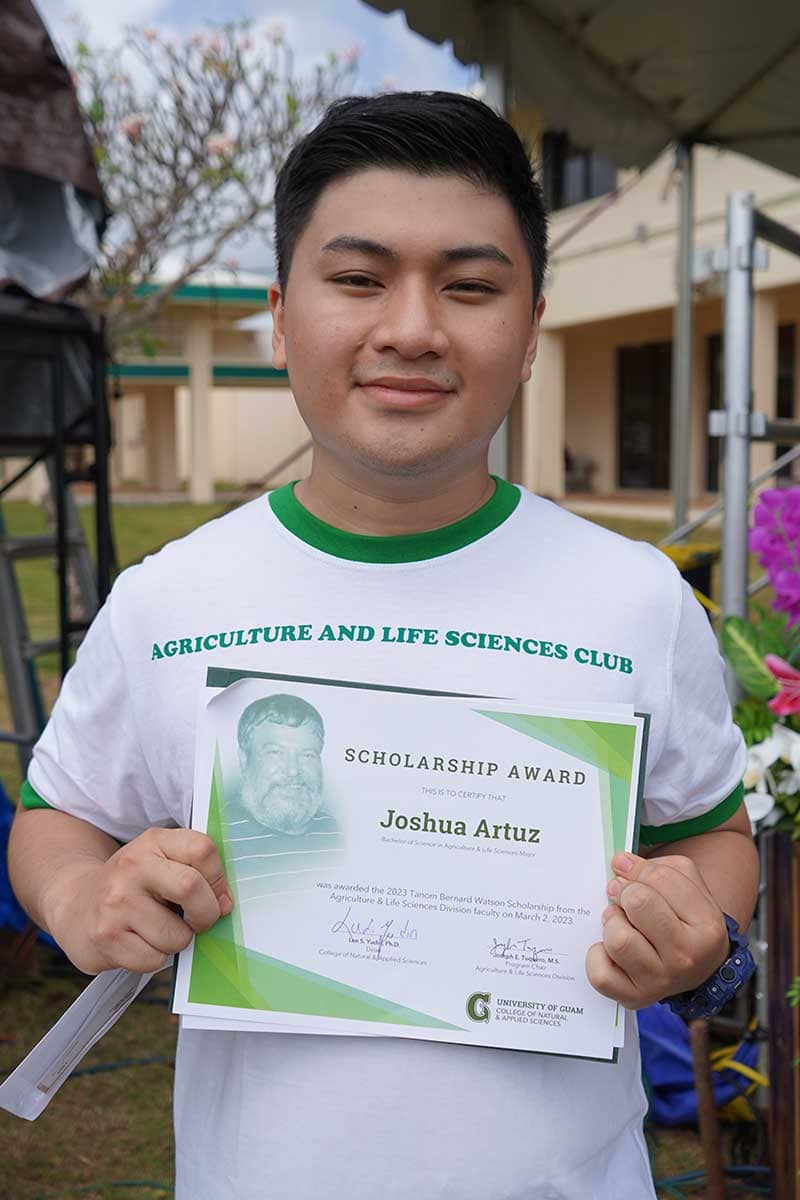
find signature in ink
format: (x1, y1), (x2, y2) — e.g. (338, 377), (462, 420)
(489, 937), (565, 964)
(331, 906), (419, 959)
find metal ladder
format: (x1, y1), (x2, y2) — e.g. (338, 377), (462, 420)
(0, 458), (101, 777)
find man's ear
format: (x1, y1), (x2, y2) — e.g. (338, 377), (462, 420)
(520, 295), (546, 384)
(269, 282), (287, 370)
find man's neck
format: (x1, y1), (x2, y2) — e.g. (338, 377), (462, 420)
(294, 456), (496, 537)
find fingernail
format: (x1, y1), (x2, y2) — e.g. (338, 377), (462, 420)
(601, 905), (616, 924)
(615, 853), (635, 873)
(219, 893), (233, 916)
(607, 878), (622, 898)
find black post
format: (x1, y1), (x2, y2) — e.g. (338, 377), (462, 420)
(50, 350), (69, 680)
(91, 319), (114, 602)
(765, 829), (799, 1198)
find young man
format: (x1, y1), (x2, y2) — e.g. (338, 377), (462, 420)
(10, 93), (758, 1199)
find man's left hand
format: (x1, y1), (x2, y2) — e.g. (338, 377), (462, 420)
(585, 852), (730, 1010)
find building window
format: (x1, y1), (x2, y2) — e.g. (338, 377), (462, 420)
(617, 341), (672, 490)
(541, 131), (617, 211)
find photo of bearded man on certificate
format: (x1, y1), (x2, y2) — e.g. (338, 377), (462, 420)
(222, 694), (345, 909)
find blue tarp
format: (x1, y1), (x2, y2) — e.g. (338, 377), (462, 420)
(0, 778), (55, 946)
(638, 1003), (760, 1126)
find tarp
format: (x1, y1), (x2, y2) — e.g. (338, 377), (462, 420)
(0, 0), (103, 197)
(0, 1), (107, 299)
(365, 1), (800, 177)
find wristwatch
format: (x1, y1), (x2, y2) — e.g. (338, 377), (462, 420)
(663, 914), (756, 1021)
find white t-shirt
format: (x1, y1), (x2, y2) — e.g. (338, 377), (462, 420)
(25, 480), (745, 1200)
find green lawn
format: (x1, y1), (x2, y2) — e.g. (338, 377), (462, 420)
(0, 498), (766, 1198)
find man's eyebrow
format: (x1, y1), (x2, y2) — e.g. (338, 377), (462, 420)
(320, 236), (397, 260)
(440, 244), (513, 267)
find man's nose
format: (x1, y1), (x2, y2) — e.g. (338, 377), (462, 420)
(284, 750), (304, 779)
(369, 279), (449, 359)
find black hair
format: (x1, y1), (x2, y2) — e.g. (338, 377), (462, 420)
(274, 91), (548, 304)
(238, 694), (324, 754)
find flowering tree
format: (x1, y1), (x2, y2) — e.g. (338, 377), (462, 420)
(69, 22), (358, 350)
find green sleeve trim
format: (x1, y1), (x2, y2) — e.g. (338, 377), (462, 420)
(640, 781), (744, 845)
(20, 780), (53, 811)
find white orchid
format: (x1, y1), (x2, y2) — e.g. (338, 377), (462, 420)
(742, 722), (800, 831)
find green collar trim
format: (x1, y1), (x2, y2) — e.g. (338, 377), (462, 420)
(268, 477), (520, 563)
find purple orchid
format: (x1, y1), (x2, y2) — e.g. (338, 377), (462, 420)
(750, 488), (800, 626)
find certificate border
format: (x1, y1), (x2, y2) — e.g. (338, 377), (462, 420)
(181, 666), (651, 1064)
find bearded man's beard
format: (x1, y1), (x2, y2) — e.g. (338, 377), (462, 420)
(240, 772), (323, 834)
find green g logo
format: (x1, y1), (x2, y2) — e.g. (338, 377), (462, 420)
(466, 991), (491, 1023)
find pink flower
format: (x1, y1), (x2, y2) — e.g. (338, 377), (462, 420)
(120, 112), (148, 142)
(765, 654), (800, 716)
(206, 133), (236, 158)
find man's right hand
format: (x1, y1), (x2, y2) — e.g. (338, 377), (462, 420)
(43, 827), (233, 975)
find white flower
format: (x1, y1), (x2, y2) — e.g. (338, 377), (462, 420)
(742, 732), (783, 790)
(780, 769), (800, 796)
(772, 722), (800, 770)
(744, 789), (776, 833)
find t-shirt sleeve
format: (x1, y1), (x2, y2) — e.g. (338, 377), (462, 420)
(23, 588), (175, 844)
(640, 575), (746, 845)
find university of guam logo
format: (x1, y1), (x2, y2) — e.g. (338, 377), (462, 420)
(466, 991), (491, 1023)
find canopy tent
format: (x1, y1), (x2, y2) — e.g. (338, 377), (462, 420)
(364, 0), (800, 528)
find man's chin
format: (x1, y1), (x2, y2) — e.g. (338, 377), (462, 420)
(344, 434), (475, 480)
(243, 790), (320, 834)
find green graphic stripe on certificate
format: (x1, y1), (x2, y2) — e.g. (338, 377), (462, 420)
(189, 928), (461, 1029)
(474, 712), (637, 858)
(206, 744), (248, 969)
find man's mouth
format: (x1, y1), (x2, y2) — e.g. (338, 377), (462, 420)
(358, 375), (455, 408)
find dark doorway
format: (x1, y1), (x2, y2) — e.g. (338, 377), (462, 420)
(776, 324), (797, 480)
(707, 333), (723, 493)
(617, 341), (672, 489)
(708, 325), (797, 489)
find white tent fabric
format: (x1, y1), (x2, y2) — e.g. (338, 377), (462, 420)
(365, 0), (800, 176)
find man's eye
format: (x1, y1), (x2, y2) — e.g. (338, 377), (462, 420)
(448, 281), (497, 295)
(334, 274), (381, 288)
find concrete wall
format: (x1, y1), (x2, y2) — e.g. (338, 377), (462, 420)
(546, 146), (800, 331)
(175, 386), (312, 488)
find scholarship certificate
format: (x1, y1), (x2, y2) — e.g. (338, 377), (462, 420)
(173, 670), (648, 1061)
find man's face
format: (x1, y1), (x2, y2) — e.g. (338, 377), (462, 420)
(240, 720), (324, 835)
(271, 168), (545, 480)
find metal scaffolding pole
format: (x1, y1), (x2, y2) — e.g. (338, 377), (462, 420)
(670, 141), (695, 536)
(721, 193), (755, 641)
